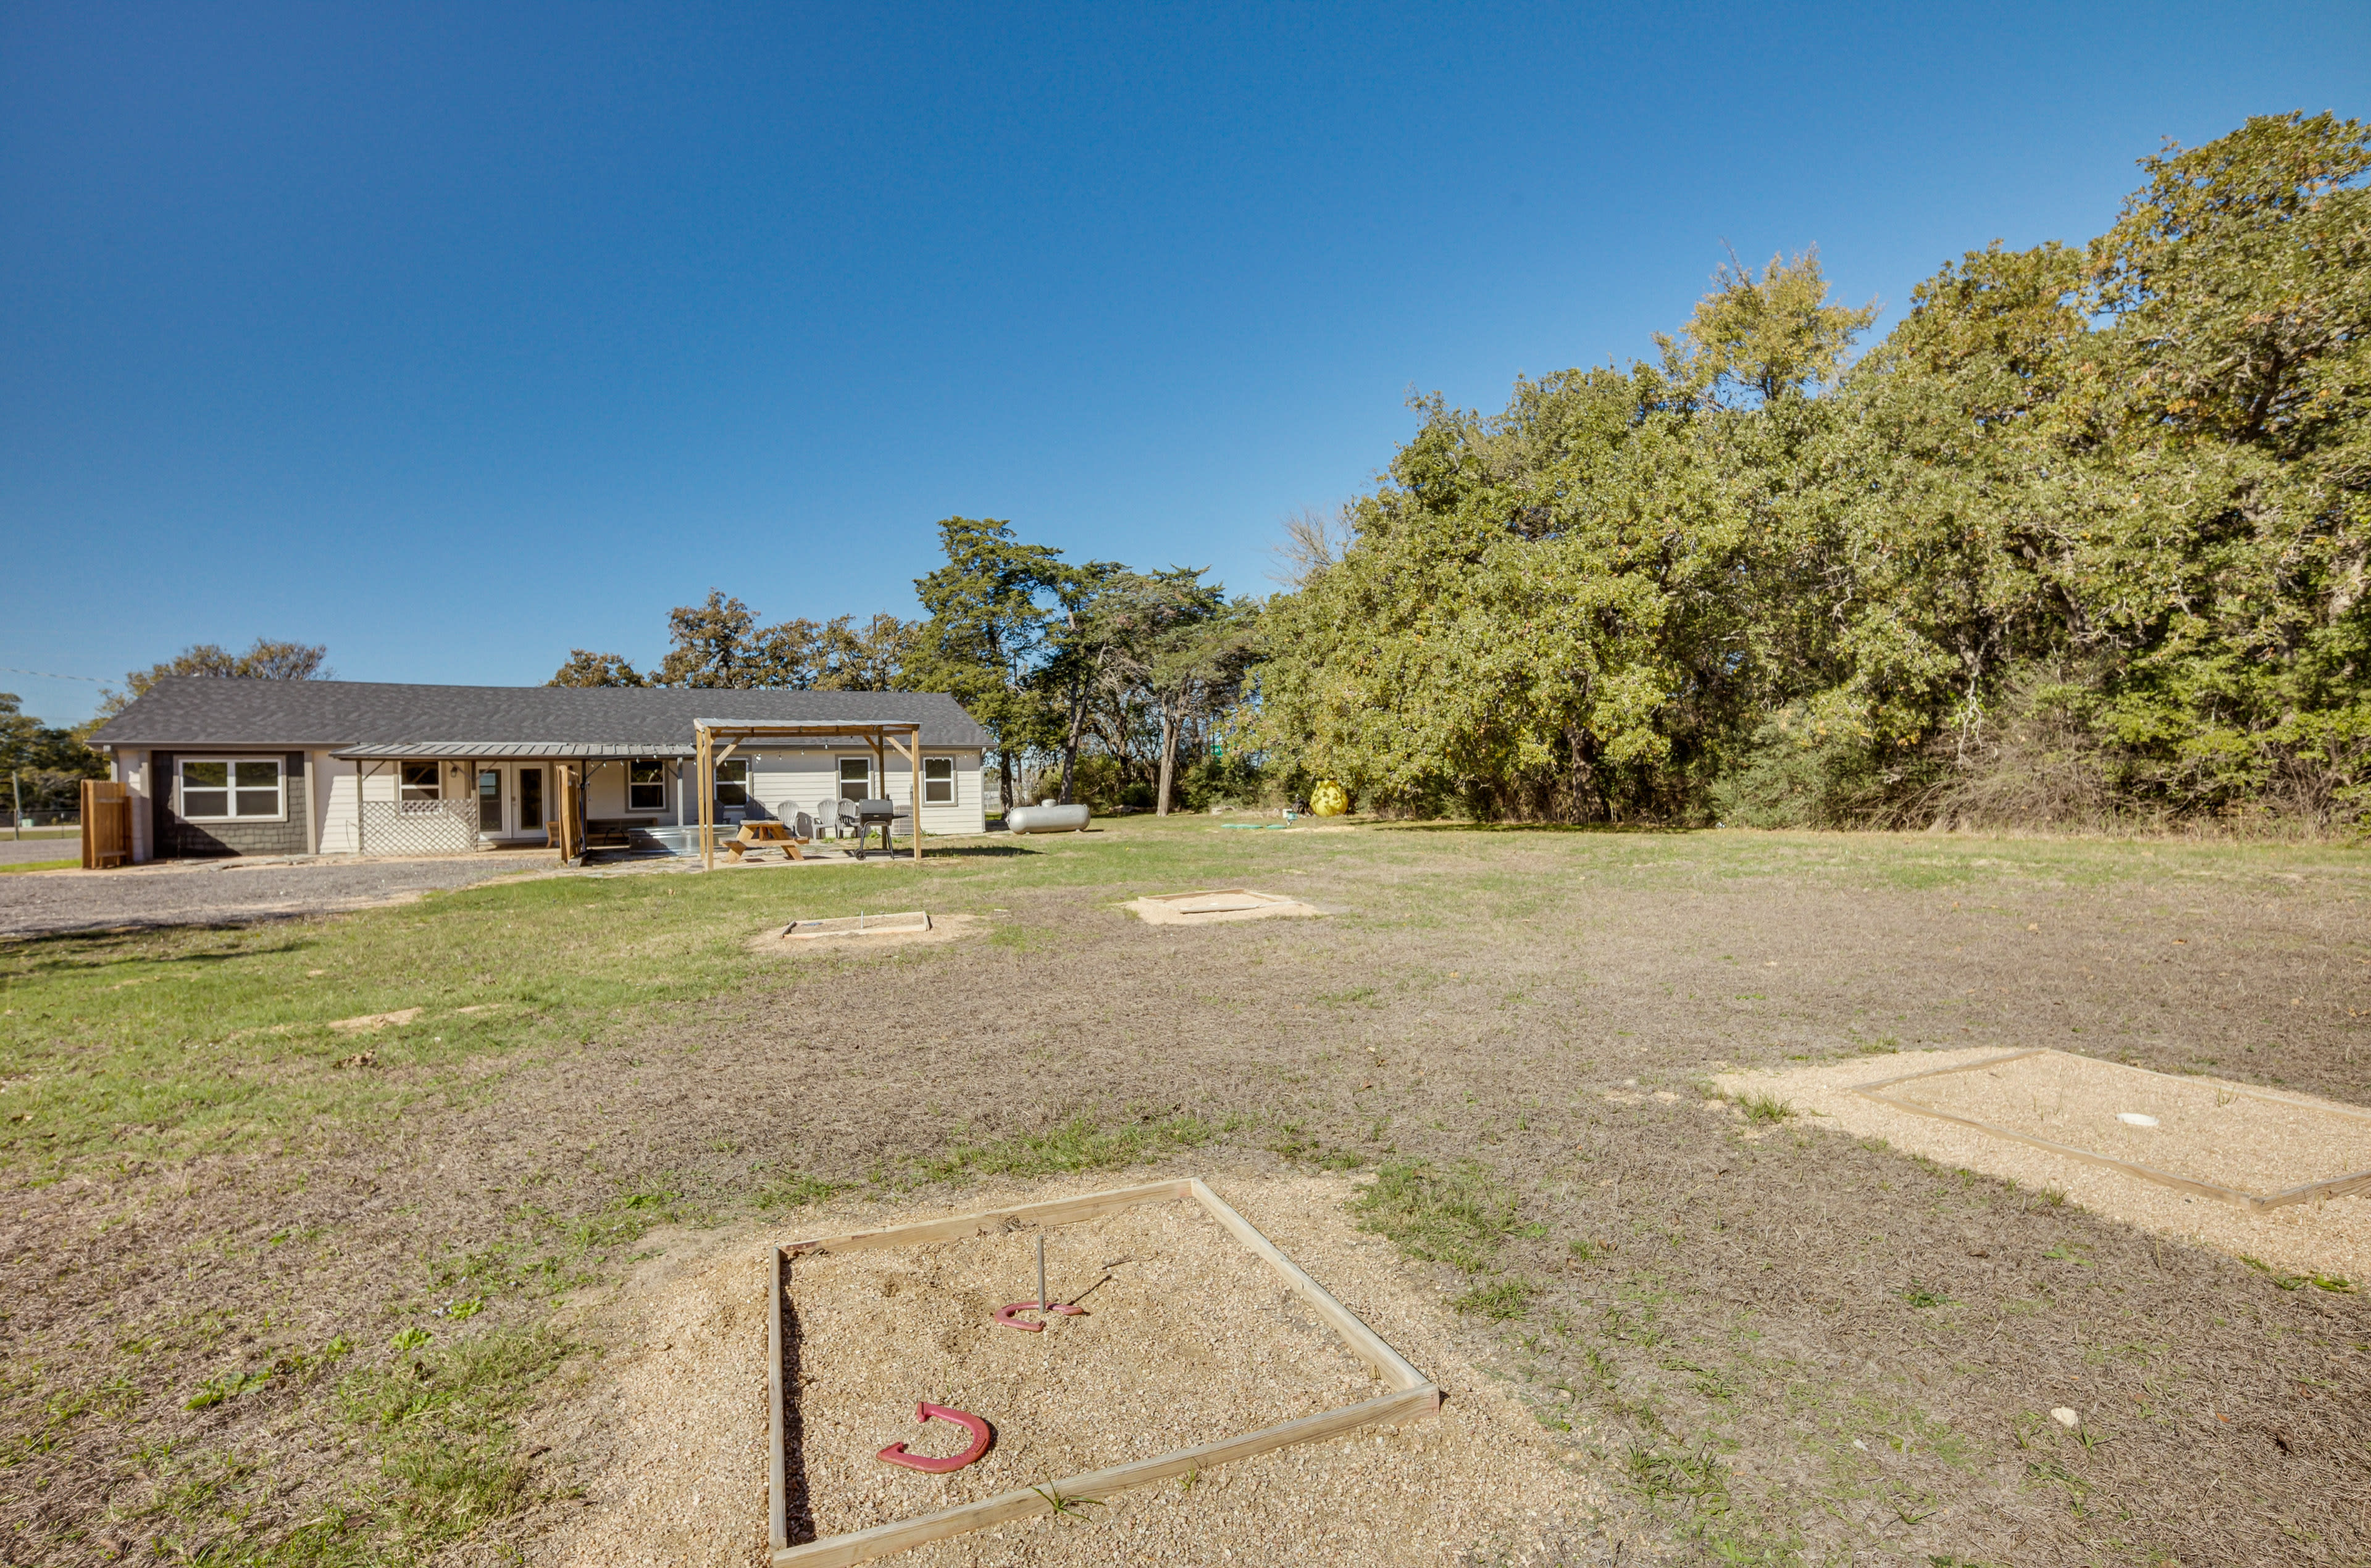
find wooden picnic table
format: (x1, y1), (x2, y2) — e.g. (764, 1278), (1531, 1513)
(727, 821), (806, 862)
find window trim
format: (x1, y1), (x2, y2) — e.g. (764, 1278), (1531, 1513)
(838, 756), (871, 801)
(922, 756), (955, 805)
(714, 757), (750, 809)
(627, 758), (667, 814)
(177, 756), (288, 824)
(399, 761), (443, 801)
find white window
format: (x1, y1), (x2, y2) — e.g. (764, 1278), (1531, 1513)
(399, 762), (441, 801)
(628, 759), (666, 812)
(838, 757), (871, 801)
(178, 757), (284, 822)
(923, 756), (955, 804)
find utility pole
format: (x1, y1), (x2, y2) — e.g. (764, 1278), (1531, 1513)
(10, 772), (19, 841)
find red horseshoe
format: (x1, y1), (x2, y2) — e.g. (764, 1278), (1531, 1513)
(876, 1401), (994, 1473)
(993, 1300), (1085, 1333)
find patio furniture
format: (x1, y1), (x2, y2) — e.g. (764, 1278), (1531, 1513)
(727, 820), (806, 862)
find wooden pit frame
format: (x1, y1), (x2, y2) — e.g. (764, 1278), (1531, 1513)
(767, 1178), (1441, 1567)
(1854, 1049), (2371, 1212)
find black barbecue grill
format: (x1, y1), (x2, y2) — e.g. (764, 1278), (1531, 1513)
(847, 797), (898, 858)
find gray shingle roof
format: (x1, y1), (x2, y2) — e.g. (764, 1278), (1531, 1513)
(87, 678), (993, 751)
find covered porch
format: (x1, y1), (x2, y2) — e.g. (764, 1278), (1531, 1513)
(330, 719), (936, 865)
(329, 742), (704, 858)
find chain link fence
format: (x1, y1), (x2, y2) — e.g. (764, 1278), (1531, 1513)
(2, 809), (78, 832)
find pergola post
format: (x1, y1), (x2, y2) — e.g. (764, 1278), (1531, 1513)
(698, 725), (714, 871)
(552, 761), (582, 862)
(887, 725), (921, 862)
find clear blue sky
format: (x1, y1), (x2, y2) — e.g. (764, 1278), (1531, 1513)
(4, 2), (2365, 724)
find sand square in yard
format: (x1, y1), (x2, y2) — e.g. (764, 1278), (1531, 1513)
(1867, 1049), (2371, 1204)
(531, 1173), (1614, 1568)
(1122, 889), (1323, 925)
(1713, 1048), (2371, 1284)
(783, 1195), (1389, 1543)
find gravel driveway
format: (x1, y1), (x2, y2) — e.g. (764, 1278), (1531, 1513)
(0, 854), (554, 937)
(0, 836), (82, 867)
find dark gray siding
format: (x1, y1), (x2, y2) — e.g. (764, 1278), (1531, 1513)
(153, 752), (308, 858)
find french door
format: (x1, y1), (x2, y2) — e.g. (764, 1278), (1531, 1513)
(472, 765), (550, 838)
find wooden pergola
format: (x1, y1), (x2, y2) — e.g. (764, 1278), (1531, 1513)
(694, 718), (926, 870)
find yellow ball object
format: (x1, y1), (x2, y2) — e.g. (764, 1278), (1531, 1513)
(1310, 780), (1350, 817)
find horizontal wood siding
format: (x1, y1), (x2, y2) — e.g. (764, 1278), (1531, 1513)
(741, 751), (984, 837)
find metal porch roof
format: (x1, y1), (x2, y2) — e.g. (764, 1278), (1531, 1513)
(330, 741), (699, 760)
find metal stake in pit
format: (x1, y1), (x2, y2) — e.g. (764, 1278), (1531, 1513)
(993, 1231), (1082, 1332)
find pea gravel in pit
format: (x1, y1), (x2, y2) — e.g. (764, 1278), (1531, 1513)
(528, 1172), (1620, 1568)
(746, 912), (977, 953)
(788, 1195), (1384, 1540)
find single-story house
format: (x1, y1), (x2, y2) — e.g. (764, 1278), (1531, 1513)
(85, 677), (993, 862)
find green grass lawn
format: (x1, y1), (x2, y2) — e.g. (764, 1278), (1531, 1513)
(2, 828), (1286, 1181)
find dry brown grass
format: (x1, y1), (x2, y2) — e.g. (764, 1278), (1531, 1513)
(2, 822), (2366, 1564)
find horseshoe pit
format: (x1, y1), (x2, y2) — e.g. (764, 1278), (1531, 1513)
(748, 912), (975, 954)
(767, 1180), (1437, 1565)
(1121, 889), (1324, 926)
(1855, 1048), (2371, 1211)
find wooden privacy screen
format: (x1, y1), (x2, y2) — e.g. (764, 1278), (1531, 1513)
(80, 779), (130, 869)
(551, 764), (584, 862)
(768, 1178), (1441, 1567)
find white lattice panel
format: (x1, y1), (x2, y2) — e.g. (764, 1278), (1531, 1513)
(358, 799), (477, 856)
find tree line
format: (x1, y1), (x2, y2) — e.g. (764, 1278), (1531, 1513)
(570, 113), (2366, 833)
(1248, 111), (2371, 832)
(550, 520), (1258, 814)
(4, 641), (333, 815)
